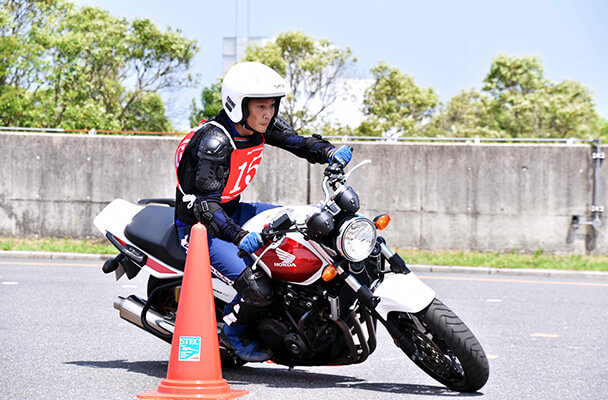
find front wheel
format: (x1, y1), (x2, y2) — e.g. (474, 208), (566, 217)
(388, 298), (489, 392)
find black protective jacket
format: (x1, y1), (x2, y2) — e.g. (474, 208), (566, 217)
(175, 110), (335, 245)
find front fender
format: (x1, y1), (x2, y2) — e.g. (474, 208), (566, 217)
(373, 273), (435, 319)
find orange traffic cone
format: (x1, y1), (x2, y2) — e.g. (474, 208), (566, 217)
(138, 223), (249, 400)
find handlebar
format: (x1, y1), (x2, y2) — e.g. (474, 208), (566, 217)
(238, 150), (371, 259)
(237, 213), (295, 258)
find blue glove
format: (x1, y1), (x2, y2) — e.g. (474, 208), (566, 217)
(330, 146), (352, 166)
(239, 232), (264, 253)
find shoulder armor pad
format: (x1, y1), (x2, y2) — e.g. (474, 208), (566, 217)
(200, 127), (233, 159)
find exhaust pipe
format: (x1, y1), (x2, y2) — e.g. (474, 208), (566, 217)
(113, 295), (232, 359)
(113, 295), (174, 337)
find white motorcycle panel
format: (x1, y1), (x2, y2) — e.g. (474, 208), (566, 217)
(94, 199), (183, 279)
(93, 199), (143, 236)
(212, 278), (237, 303)
(374, 273), (436, 319)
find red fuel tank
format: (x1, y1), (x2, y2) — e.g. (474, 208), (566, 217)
(256, 237), (323, 283)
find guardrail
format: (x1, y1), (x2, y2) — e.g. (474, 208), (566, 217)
(0, 126), (601, 144)
(324, 135), (599, 144)
(0, 126), (183, 136)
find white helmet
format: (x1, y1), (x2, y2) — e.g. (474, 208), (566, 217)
(221, 62), (288, 124)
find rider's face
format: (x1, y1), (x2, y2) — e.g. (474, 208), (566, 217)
(244, 98), (276, 134)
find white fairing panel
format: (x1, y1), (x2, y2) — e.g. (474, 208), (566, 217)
(94, 200), (238, 297)
(93, 199), (143, 236)
(374, 273), (436, 319)
(212, 278), (237, 303)
(94, 199), (184, 279)
(241, 205), (320, 232)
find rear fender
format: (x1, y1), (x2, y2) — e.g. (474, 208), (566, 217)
(95, 199), (237, 301)
(94, 199), (143, 237)
(373, 273), (435, 319)
(95, 199), (182, 279)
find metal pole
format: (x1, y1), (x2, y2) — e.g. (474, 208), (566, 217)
(591, 139), (603, 228)
(234, 0), (238, 62)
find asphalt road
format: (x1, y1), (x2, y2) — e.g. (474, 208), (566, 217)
(1, 257), (607, 400)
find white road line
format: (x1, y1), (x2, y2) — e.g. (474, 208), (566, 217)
(0, 261), (96, 267)
(530, 333), (560, 338)
(419, 275), (608, 288)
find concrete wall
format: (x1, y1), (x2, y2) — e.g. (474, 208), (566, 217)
(0, 132), (604, 254)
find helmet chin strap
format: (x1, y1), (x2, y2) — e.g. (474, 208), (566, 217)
(241, 121), (255, 133)
(241, 118), (275, 135)
(239, 121), (261, 135)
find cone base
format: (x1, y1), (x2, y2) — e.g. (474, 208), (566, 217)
(137, 378), (249, 400)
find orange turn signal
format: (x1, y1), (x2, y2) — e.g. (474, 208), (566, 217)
(374, 214), (391, 230)
(322, 264), (338, 282)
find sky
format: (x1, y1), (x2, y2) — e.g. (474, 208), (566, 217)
(74, 0), (608, 130)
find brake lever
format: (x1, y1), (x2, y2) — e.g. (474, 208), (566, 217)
(237, 232), (288, 259)
(344, 159), (371, 180)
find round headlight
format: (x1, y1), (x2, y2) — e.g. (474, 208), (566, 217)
(336, 217), (377, 262)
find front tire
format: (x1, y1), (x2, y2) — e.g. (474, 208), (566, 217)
(388, 298), (489, 392)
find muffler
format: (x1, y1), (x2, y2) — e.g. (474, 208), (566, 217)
(113, 295), (174, 338)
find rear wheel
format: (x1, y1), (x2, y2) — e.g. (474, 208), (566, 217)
(388, 298), (489, 392)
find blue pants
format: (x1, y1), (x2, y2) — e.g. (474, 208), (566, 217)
(176, 202), (278, 285)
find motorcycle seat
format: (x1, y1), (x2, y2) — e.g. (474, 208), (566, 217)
(124, 205), (186, 270)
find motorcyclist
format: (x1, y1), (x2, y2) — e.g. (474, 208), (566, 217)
(174, 61), (352, 361)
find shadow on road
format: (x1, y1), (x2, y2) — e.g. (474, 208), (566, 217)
(66, 359), (168, 379)
(66, 360), (483, 397)
(225, 366), (483, 397)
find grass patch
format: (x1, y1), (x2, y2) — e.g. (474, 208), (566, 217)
(397, 249), (608, 272)
(0, 236), (116, 254)
(1, 236), (607, 272)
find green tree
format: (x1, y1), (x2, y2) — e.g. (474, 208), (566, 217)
(599, 117), (608, 140)
(121, 17), (197, 127)
(358, 62), (438, 137)
(0, 0), (197, 131)
(428, 53), (603, 139)
(482, 54), (548, 137)
(0, 0), (66, 126)
(242, 31), (356, 133)
(543, 79), (599, 137)
(481, 53), (600, 138)
(428, 89), (500, 137)
(189, 81), (222, 127)
(120, 92), (172, 132)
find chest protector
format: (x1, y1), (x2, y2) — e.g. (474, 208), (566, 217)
(175, 121), (265, 206)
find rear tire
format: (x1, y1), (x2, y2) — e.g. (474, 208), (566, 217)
(388, 298), (489, 392)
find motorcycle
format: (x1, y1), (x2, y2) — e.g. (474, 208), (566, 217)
(94, 157), (489, 392)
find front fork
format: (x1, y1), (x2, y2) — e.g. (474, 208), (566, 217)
(336, 244), (416, 351)
(378, 238), (410, 274)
